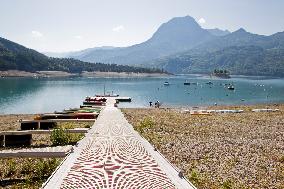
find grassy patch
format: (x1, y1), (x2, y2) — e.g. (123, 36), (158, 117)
(50, 128), (84, 146)
(0, 158), (62, 188)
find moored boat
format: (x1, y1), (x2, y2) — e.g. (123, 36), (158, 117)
(164, 81), (170, 86)
(83, 101), (106, 106)
(85, 96), (107, 102)
(95, 94), (119, 97)
(228, 85), (235, 90)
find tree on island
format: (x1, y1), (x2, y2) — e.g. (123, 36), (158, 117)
(212, 69), (230, 78)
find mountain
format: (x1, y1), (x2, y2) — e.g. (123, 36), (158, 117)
(68, 16), (216, 65)
(44, 46), (116, 58)
(206, 28), (230, 36)
(0, 37), (164, 74)
(153, 29), (284, 76)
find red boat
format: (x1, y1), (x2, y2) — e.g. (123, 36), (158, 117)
(85, 96), (107, 102)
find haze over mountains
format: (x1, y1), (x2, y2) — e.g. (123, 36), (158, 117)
(44, 15), (284, 76)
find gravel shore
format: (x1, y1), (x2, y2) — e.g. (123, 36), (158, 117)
(122, 104), (284, 189)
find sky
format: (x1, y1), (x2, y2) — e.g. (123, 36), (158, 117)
(0, 0), (283, 52)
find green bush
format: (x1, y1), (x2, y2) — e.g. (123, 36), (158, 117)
(222, 179), (233, 189)
(50, 128), (70, 146)
(137, 117), (154, 134)
(189, 169), (200, 185)
(34, 159), (60, 180)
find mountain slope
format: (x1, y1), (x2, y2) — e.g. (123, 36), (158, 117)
(154, 29), (284, 76)
(206, 28), (230, 36)
(69, 16), (216, 65)
(0, 37), (164, 74)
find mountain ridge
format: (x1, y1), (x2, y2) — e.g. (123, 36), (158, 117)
(37, 15), (284, 77)
(64, 16), (216, 65)
(152, 28), (284, 76)
(206, 28), (231, 36)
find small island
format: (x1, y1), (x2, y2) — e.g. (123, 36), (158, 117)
(211, 69), (231, 78)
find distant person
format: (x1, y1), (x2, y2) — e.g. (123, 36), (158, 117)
(149, 101), (152, 107)
(156, 101), (160, 108)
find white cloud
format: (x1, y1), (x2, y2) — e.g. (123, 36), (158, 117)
(74, 35), (83, 39)
(31, 30), (43, 38)
(112, 25), (125, 32)
(198, 18), (206, 25)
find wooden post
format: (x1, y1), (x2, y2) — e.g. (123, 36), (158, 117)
(3, 135), (5, 147)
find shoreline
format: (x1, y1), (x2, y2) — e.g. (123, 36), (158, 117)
(120, 102), (282, 110)
(0, 70), (170, 78)
(1, 103), (282, 116)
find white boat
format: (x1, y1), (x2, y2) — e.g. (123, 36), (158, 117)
(164, 81), (170, 86)
(228, 85), (235, 90)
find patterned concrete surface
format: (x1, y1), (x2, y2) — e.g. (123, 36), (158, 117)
(43, 99), (195, 189)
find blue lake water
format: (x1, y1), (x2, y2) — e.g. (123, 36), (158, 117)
(0, 75), (284, 114)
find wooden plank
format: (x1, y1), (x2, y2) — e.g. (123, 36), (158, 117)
(0, 128), (89, 136)
(115, 97), (132, 102)
(0, 146), (73, 158)
(19, 119), (96, 123)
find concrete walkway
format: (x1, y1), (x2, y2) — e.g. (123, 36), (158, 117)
(43, 99), (195, 189)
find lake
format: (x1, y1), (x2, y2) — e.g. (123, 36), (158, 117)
(0, 75), (284, 114)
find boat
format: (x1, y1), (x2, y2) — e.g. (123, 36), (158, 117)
(228, 86), (235, 90)
(85, 97), (107, 102)
(252, 108), (279, 112)
(206, 81), (213, 85)
(54, 108), (101, 114)
(95, 84), (119, 97)
(164, 81), (170, 86)
(36, 112), (99, 120)
(95, 94), (119, 97)
(184, 81), (197, 85)
(80, 105), (103, 108)
(83, 101), (106, 106)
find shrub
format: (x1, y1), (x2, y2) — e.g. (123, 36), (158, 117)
(222, 179), (233, 189)
(50, 128), (70, 146)
(189, 169), (200, 185)
(137, 117), (154, 134)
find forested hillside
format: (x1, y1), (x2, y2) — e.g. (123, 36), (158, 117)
(154, 29), (284, 76)
(0, 37), (164, 74)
